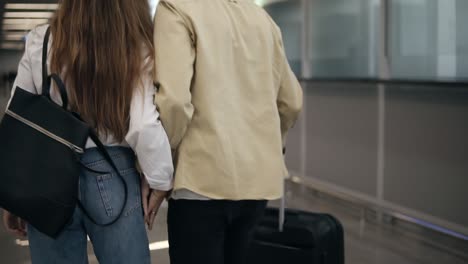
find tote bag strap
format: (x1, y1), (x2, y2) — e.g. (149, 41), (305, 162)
(41, 27), (68, 109)
(45, 74), (68, 109)
(78, 130), (129, 227)
(41, 27), (50, 94)
(70, 110), (130, 227)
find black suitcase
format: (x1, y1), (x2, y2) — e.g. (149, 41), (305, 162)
(247, 207), (345, 264)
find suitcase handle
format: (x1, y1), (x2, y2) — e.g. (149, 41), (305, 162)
(279, 182), (285, 232)
(278, 149), (288, 232)
(277, 181), (310, 231)
(278, 189), (305, 232)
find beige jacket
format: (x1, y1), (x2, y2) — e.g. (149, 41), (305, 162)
(154, 0), (303, 200)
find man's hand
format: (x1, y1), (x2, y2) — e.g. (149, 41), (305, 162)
(146, 190), (168, 230)
(2, 210), (27, 238)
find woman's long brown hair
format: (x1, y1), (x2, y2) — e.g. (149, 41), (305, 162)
(50, 0), (154, 142)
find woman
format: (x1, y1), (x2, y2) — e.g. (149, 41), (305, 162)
(2, 0), (173, 263)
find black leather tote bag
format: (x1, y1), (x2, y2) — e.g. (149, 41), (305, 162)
(0, 27), (127, 238)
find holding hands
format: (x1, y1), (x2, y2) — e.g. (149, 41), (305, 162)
(140, 174), (170, 230)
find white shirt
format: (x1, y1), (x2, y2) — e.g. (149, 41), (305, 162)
(8, 25), (174, 191)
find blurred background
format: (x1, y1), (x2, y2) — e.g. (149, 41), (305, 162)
(0, 0), (467, 263)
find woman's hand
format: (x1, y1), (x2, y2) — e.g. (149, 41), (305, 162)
(2, 210), (27, 238)
(140, 173), (170, 230)
(146, 190), (169, 230)
(141, 173), (151, 219)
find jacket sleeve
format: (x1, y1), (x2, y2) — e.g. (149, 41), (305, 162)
(275, 27), (303, 146)
(153, 1), (196, 151)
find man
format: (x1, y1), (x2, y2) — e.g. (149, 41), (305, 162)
(153, 0), (303, 263)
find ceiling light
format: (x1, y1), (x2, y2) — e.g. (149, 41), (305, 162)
(3, 18), (49, 25)
(5, 3), (59, 10)
(3, 12), (54, 18)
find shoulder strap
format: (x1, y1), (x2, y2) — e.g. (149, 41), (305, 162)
(47, 74), (69, 110)
(41, 27), (68, 109)
(42, 27), (51, 93)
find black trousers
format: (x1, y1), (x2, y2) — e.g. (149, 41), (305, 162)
(167, 199), (268, 264)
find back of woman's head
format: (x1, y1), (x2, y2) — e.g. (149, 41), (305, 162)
(50, 0), (154, 142)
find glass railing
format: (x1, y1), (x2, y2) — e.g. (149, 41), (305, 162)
(286, 78), (468, 240)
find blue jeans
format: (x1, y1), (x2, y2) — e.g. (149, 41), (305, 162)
(27, 147), (151, 264)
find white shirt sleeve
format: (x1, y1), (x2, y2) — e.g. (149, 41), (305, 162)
(7, 31), (37, 109)
(125, 72), (174, 191)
